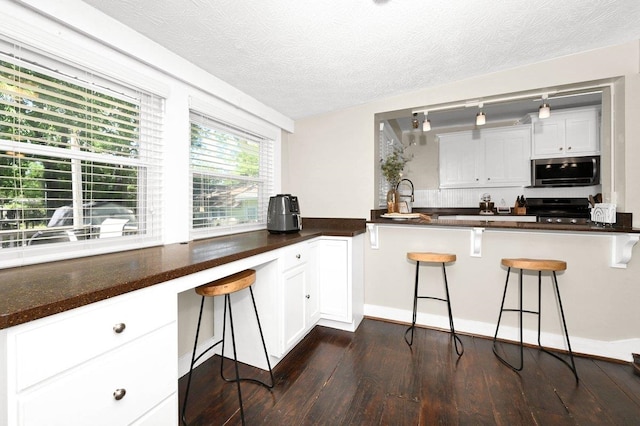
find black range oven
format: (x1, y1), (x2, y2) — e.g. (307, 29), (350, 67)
(526, 197), (591, 225)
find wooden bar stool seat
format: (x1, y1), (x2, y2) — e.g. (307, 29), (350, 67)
(493, 257), (578, 382)
(501, 258), (566, 271)
(195, 269), (256, 296)
(181, 269), (274, 425)
(405, 251), (463, 356)
(408, 252), (457, 264)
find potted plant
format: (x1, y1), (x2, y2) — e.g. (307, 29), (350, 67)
(380, 148), (410, 213)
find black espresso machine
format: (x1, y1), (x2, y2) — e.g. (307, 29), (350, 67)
(267, 194), (302, 233)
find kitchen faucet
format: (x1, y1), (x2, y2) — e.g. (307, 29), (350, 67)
(396, 179), (414, 202)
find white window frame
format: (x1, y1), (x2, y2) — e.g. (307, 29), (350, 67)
(0, 38), (164, 268)
(188, 105), (277, 239)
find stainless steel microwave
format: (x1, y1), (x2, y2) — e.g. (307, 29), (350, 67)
(531, 156), (600, 187)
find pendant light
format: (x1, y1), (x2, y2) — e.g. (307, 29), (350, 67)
(539, 94), (551, 119)
(411, 113), (419, 129)
(476, 103), (486, 126)
(422, 112), (431, 132)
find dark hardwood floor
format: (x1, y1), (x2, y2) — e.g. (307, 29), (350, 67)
(178, 319), (640, 425)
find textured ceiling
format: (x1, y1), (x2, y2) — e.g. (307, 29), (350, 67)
(80, 0), (640, 120)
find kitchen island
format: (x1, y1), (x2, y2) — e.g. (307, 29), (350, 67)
(363, 209), (640, 365)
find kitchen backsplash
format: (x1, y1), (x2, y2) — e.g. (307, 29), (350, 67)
(412, 186), (602, 209)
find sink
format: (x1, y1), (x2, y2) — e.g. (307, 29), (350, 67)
(437, 215), (537, 222)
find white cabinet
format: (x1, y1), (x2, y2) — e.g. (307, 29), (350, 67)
(438, 132), (484, 188)
(1, 285), (177, 426)
(439, 125), (531, 188)
(278, 241), (319, 355)
(317, 235), (364, 332)
(530, 106), (600, 158)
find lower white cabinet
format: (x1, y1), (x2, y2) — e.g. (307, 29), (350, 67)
(0, 234), (364, 426)
(278, 241), (320, 355)
(317, 235), (364, 332)
(273, 236), (364, 357)
(1, 285), (177, 426)
(18, 324), (176, 426)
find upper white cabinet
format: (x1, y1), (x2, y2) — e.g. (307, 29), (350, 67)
(439, 125), (531, 188)
(529, 106), (600, 159)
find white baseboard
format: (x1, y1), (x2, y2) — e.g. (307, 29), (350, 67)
(364, 303), (638, 362)
(178, 335), (220, 378)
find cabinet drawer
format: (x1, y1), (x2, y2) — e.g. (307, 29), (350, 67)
(131, 393), (177, 426)
(18, 322), (177, 426)
(15, 287), (176, 391)
(280, 243), (309, 271)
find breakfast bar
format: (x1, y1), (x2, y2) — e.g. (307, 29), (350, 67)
(367, 208), (640, 267)
(363, 209), (640, 366)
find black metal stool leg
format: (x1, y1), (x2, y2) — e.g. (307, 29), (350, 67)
(404, 261), (420, 346)
(441, 262), (464, 356)
(225, 294), (246, 425)
(181, 296), (206, 425)
(538, 271), (580, 383)
(493, 267), (525, 371)
(248, 286), (275, 387)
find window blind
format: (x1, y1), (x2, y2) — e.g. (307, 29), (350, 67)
(189, 111), (274, 237)
(0, 41), (163, 264)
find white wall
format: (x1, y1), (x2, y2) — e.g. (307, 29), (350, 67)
(287, 41), (640, 223)
(3, 1), (290, 361)
(287, 41), (640, 361)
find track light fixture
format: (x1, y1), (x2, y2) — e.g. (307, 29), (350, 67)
(539, 94), (551, 118)
(411, 113), (419, 129)
(422, 112), (431, 132)
(476, 103), (486, 126)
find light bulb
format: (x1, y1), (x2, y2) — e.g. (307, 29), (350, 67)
(539, 103), (551, 119)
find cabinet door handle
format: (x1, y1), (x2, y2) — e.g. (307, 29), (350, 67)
(113, 388), (126, 401)
(567, 146), (572, 150)
(113, 323), (126, 334)
(296, 254), (301, 259)
(559, 147), (563, 151)
(305, 294), (310, 299)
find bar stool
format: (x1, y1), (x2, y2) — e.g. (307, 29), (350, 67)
(492, 258), (578, 382)
(181, 269), (274, 425)
(405, 252), (464, 356)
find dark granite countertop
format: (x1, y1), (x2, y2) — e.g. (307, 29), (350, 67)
(0, 218), (365, 330)
(368, 209), (639, 234)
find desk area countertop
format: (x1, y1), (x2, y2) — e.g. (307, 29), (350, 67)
(0, 218), (365, 330)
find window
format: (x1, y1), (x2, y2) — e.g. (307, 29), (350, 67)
(0, 42), (163, 263)
(189, 111), (274, 237)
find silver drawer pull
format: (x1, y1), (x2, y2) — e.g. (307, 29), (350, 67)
(113, 323), (126, 334)
(113, 388), (126, 401)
